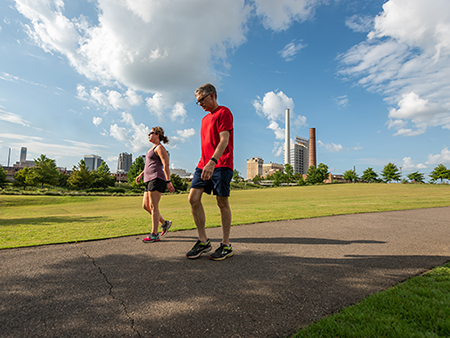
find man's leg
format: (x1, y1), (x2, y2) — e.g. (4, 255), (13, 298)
(216, 195), (231, 246)
(188, 188), (208, 242)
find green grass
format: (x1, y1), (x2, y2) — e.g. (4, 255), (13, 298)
(1, 183), (450, 249)
(293, 262), (450, 337)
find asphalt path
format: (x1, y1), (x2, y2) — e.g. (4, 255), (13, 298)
(1, 207), (450, 337)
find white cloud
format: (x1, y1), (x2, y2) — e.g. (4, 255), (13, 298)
(402, 157), (427, 171)
(345, 15), (374, 33)
(109, 124), (129, 142)
(0, 109), (31, 126)
(339, 0), (450, 136)
(254, 90), (294, 122)
(92, 117), (102, 127)
(318, 140), (343, 152)
(334, 95), (349, 109)
(425, 147), (450, 165)
(279, 39), (307, 61)
(253, 0), (319, 32)
(177, 128), (196, 139)
(170, 102), (187, 123)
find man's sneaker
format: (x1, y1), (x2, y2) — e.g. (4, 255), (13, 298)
(210, 243), (233, 261)
(142, 233), (160, 243)
(161, 220), (172, 237)
(186, 239), (212, 259)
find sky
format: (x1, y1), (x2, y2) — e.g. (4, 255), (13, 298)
(1, 0), (450, 181)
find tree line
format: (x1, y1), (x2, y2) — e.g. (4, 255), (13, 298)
(342, 163), (450, 183)
(0, 154), (115, 189)
(2, 155), (450, 190)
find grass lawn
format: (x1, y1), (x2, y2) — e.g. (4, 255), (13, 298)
(1, 183), (450, 249)
(293, 262), (450, 337)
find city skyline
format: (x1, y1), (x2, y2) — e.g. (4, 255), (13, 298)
(1, 0), (450, 180)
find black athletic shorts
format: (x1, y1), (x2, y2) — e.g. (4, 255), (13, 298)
(144, 178), (167, 193)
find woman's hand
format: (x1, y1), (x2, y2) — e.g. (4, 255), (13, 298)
(167, 182), (175, 193)
(135, 173), (143, 185)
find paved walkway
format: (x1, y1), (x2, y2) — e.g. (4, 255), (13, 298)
(1, 207), (450, 337)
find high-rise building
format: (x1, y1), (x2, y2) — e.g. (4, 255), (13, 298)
(290, 136), (309, 175)
(20, 147), (27, 164)
(117, 152), (132, 173)
(84, 155), (103, 171)
(246, 157), (264, 180)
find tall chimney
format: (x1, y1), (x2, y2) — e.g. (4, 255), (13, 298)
(284, 109), (290, 165)
(309, 128), (316, 168)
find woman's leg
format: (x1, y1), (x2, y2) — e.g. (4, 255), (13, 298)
(143, 191), (165, 224)
(149, 190), (162, 234)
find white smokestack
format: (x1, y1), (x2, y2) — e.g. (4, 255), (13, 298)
(284, 109), (290, 165)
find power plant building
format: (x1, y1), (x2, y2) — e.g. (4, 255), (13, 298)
(246, 157), (264, 180)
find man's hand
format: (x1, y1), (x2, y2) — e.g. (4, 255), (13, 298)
(201, 160), (215, 180)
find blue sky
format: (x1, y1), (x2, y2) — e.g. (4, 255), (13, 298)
(1, 0), (450, 181)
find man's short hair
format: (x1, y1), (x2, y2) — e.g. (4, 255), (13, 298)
(195, 83), (217, 100)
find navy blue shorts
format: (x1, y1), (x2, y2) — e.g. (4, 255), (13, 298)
(144, 178), (167, 193)
(190, 167), (233, 197)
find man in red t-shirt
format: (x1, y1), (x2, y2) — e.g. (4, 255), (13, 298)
(186, 83), (234, 261)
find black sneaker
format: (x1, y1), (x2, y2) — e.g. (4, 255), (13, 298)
(186, 239), (212, 259)
(210, 243), (233, 261)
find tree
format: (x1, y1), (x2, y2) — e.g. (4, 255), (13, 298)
(407, 171), (425, 183)
(272, 170), (285, 187)
(381, 162), (401, 183)
(67, 160), (93, 189)
(252, 174), (262, 183)
(0, 166), (7, 188)
(31, 154), (59, 187)
(429, 164), (450, 183)
(127, 156), (145, 187)
(306, 163), (329, 185)
(14, 167), (31, 187)
(233, 169), (241, 183)
(361, 167), (379, 183)
(284, 163), (294, 183)
(170, 174), (188, 192)
(92, 162), (115, 188)
(343, 169), (359, 182)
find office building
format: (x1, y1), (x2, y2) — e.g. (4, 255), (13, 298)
(20, 147), (27, 164)
(84, 155), (103, 171)
(290, 136), (309, 175)
(246, 157), (264, 180)
(117, 152), (132, 173)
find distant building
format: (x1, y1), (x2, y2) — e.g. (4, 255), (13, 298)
(171, 168), (192, 179)
(117, 152), (132, 173)
(262, 162), (284, 177)
(84, 155), (103, 171)
(290, 136), (309, 175)
(20, 147), (27, 164)
(246, 157), (264, 180)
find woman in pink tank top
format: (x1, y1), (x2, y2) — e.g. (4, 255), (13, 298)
(136, 127), (175, 243)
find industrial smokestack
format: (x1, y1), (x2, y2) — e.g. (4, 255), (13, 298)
(284, 109), (290, 165)
(309, 128), (316, 168)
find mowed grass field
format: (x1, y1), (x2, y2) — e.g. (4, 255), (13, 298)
(1, 183), (450, 249)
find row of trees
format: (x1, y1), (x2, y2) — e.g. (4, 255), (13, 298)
(251, 163), (330, 186)
(2, 155), (116, 189)
(2, 155), (450, 190)
(342, 163), (450, 183)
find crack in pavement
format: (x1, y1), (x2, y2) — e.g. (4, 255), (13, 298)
(79, 246), (141, 337)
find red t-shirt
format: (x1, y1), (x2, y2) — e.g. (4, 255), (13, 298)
(198, 106), (234, 170)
